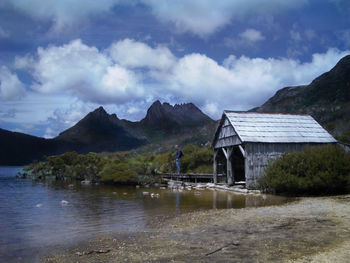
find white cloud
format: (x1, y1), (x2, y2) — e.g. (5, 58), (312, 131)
(109, 38), (176, 70)
(18, 39), (142, 104)
(126, 106), (141, 115)
(239, 29), (265, 42)
(224, 29), (265, 49)
(163, 48), (349, 117)
(16, 39), (349, 121)
(101, 64), (143, 102)
(142, 0), (308, 36)
(0, 66), (26, 101)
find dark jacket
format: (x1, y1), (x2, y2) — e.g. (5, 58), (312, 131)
(175, 149), (183, 160)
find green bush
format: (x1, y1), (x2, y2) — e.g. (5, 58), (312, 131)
(153, 152), (174, 173)
(181, 145), (213, 173)
(262, 145), (350, 195)
(25, 151), (105, 181)
(337, 130), (350, 144)
(99, 161), (139, 184)
(24, 143), (214, 184)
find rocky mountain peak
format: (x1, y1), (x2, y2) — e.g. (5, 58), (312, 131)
(87, 106), (119, 122)
(141, 101), (213, 127)
(254, 54), (350, 141)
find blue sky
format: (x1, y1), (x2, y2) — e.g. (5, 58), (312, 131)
(0, 0), (349, 137)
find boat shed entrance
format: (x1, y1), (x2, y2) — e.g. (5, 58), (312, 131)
(212, 111), (337, 189)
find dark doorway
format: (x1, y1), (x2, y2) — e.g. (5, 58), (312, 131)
(216, 149), (227, 183)
(231, 146), (245, 183)
(215, 146), (246, 184)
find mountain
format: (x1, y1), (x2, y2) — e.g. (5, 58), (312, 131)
(127, 101), (214, 141)
(141, 100), (213, 127)
(0, 101), (215, 165)
(55, 106), (146, 152)
(254, 55), (350, 142)
(0, 128), (62, 165)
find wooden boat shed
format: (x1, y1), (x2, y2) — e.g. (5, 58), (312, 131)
(212, 111), (337, 189)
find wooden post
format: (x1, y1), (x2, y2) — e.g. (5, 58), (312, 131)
(213, 149), (218, 184)
(226, 147), (234, 186)
(227, 194), (232, 208)
(213, 190), (217, 209)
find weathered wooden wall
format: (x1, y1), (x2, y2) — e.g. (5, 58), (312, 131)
(214, 117), (241, 149)
(244, 142), (327, 189)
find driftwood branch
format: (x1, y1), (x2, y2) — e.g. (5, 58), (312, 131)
(205, 241), (239, 256)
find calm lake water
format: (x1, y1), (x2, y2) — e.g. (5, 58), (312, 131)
(0, 166), (291, 262)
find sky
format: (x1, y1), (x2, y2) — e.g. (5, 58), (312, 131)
(0, 0), (349, 138)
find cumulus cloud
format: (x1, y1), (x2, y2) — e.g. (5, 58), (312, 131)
(225, 28), (265, 49)
(0, 66), (26, 101)
(109, 38), (176, 70)
(16, 39), (349, 120)
(240, 29), (265, 42)
(162, 48), (349, 117)
(17, 39), (142, 104)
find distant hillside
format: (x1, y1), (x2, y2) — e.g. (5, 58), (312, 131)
(56, 106), (146, 152)
(0, 101), (215, 165)
(0, 128), (61, 165)
(255, 55), (350, 142)
(123, 100), (214, 141)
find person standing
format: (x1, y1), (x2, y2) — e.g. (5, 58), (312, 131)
(174, 145), (183, 174)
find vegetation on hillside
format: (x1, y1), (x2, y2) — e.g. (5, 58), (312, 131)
(22, 144), (213, 184)
(255, 55), (350, 145)
(260, 145), (350, 196)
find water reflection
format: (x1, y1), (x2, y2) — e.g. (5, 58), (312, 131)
(0, 167), (292, 263)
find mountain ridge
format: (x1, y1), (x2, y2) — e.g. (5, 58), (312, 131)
(0, 101), (215, 165)
(2, 54), (350, 165)
(255, 54), (350, 141)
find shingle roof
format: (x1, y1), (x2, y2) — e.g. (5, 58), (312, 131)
(224, 111), (337, 143)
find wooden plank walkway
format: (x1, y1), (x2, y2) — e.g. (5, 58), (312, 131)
(160, 173), (214, 183)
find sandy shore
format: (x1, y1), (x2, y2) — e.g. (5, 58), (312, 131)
(43, 195), (350, 263)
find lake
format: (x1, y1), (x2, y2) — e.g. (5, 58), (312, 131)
(0, 166), (291, 262)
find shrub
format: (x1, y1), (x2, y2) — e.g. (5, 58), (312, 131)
(181, 145), (212, 173)
(99, 161), (138, 184)
(153, 152), (174, 173)
(262, 145), (350, 195)
(25, 143), (214, 184)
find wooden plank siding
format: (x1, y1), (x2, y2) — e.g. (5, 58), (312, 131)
(212, 111), (338, 189)
(214, 116), (241, 149)
(244, 142), (330, 188)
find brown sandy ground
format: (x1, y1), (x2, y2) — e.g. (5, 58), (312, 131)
(43, 195), (350, 263)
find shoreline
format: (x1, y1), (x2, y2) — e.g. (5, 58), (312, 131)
(43, 195), (350, 263)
